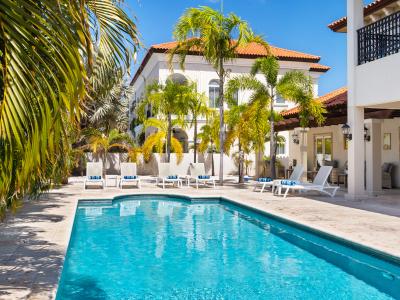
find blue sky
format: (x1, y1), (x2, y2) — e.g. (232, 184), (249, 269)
(126, 0), (349, 96)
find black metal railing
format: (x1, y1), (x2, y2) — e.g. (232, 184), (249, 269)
(358, 10), (400, 65)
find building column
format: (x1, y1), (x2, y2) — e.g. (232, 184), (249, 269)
(347, 107), (366, 198)
(365, 119), (382, 195)
(346, 0), (365, 199)
(299, 128), (308, 182)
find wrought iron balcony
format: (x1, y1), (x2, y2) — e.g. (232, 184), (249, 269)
(358, 11), (400, 65)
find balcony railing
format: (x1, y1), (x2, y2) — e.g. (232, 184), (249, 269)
(358, 11), (400, 65)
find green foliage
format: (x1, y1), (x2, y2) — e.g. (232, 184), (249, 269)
(0, 0), (139, 217)
(136, 79), (192, 162)
(226, 56), (326, 178)
(141, 118), (184, 164)
(170, 6), (268, 72)
(87, 69), (133, 133)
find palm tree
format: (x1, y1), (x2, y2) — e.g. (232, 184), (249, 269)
(84, 129), (130, 175)
(141, 118), (184, 164)
(185, 87), (211, 163)
(136, 80), (190, 162)
(169, 6), (268, 184)
(0, 1), (139, 216)
(87, 69), (134, 133)
(198, 113), (220, 176)
(226, 56), (326, 179)
(224, 97), (270, 183)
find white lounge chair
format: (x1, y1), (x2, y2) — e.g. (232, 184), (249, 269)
(276, 166), (339, 198)
(156, 163), (183, 189)
(188, 163), (216, 189)
(254, 165), (304, 193)
(84, 162), (105, 189)
(119, 163), (141, 189)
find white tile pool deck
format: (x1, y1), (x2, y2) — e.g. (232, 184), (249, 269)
(1, 177), (400, 299)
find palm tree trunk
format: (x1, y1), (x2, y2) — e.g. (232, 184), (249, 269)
(269, 95), (276, 179)
(238, 142), (244, 184)
(211, 142), (215, 176)
(218, 60), (224, 185)
(194, 118), (197, 163)
(167, 113), (172, 162)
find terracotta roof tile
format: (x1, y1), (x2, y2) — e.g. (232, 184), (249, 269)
(328, 0), (399, 32)
(281, 87), (348, 117)
(152, 41), (321, 62)
(309, 63), (330, 73)
(131, 40), (328, 85)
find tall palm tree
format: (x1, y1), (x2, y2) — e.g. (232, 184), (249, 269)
(136, 80), (190, 162)
(226, 56), (326, 179)
(185, 87), (211, 163)
(141, 118), (184, 164)
(0, 0), (139, 216)
(169, 6), (268, 184)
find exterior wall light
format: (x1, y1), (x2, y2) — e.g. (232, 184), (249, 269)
(292, 132), (300, 144)
(341, 124), (352, 141)
(364, 126), (371, 142)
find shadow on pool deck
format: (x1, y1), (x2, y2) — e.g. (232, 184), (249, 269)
(0, 193), (76, 299)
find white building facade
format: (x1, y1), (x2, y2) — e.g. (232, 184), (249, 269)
(336, 0), (400, 198)
(129, 41), (329, 176)
(277, 0), (400, 197)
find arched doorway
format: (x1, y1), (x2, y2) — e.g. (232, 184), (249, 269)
(173, 128), (189, 153)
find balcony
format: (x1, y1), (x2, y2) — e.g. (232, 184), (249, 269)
(358, 11), (400, 65)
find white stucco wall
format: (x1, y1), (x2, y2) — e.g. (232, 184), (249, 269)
(355, 52), (400, 108)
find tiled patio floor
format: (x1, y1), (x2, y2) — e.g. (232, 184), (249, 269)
(1, 177), (400, 299)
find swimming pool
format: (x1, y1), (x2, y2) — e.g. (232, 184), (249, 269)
(57, 195), (400, 299)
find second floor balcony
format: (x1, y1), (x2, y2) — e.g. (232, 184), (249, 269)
(358, 10), (400, 65)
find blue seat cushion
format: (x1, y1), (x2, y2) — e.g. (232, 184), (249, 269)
(198, 175), (211, 179)
(167, 175), (178, 180)
(89, 175), (102, 180)
(257, 177), (272, 183)
(124, 175), (137, 180)
(281, 180), (299, 186)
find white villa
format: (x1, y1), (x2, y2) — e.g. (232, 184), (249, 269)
(129, 0), (400, 195)
(129, 41), (330, 175)
(277, 0), (400, 197)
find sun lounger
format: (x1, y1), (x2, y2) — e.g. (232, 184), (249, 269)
(84, 162), (105, 189)
(119, 163), (141, 189)
(254, 165), (304, 193)
(275, 166), (339, 198)
(156, 163), (183, 189)
(188, 163), (216, 189)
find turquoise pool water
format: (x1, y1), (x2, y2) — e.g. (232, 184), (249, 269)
(57, 195), (400, 299)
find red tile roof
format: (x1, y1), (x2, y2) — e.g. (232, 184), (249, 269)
(131, 41), (329, 85)
(328, 0), (399, 32)
(309, 63), (331, 72)
(281, 87), (348, 117)
(152, 41), (321, 62)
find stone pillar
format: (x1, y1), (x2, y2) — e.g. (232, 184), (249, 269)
(365, 119), (382, 195)
(299, 128), (308, 182)
(346, 0), (366, 199)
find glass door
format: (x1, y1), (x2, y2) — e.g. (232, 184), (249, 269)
(315, 135), (332, 168)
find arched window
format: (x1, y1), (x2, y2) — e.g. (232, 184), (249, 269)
(167, 73), (188, 85)
(209, 79), (220, 108)
(276, 136), (286, 155)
